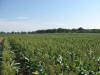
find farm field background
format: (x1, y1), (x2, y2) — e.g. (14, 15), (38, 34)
(0, 33), (100, 75)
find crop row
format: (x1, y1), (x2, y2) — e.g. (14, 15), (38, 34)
(0, 34), (100, 75)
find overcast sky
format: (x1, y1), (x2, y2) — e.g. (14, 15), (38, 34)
(0, 0), (100, 32)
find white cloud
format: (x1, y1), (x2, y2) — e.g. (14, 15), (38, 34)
(17, 16), (29, 20)
(0, 19), (100, 32)
(0, 19), (34, 32)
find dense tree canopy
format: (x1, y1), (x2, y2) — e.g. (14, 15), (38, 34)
(35, 27), (100, 33)
(0, 27), (100, 34)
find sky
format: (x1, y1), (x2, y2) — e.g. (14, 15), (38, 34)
(0, 0), (100, 32)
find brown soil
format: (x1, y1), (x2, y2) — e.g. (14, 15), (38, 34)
(0, 38), (3, 45)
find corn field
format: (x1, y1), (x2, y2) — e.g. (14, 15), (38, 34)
(0, 33), (100, 75)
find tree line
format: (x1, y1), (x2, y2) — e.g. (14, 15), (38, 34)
(0, 27), (100, 34)
(35, 27), (100, 33)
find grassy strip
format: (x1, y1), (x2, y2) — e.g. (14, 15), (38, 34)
(0, 38), (4, 74)
(1, 39), (18, 75)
